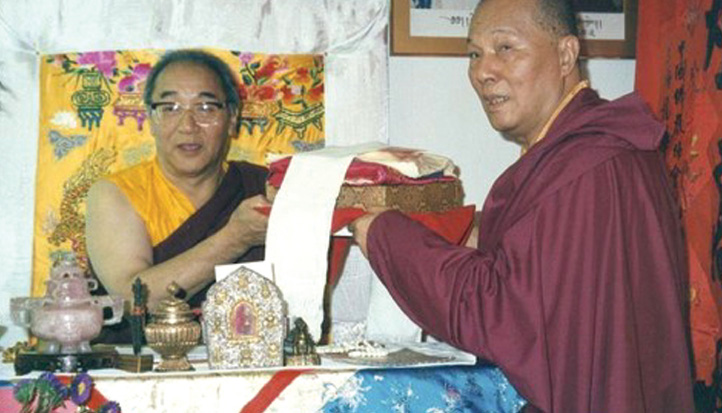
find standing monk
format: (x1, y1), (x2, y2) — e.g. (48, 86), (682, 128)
(350, 0), (694, 411)
(86, 50), (270, 342)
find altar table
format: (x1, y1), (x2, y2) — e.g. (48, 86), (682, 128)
(0, 343), (527, 412)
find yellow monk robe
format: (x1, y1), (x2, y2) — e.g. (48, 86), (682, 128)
(105, 159), (195, 246)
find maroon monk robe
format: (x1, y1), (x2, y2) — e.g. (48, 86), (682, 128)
(367, 88), (694, 412)
(93, 161), (267, 344)
(153, 161), (267, 308)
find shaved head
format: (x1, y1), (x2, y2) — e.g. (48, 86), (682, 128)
(475, 0), (578, 39)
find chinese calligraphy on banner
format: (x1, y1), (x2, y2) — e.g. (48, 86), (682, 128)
(636, 0), (722, 405)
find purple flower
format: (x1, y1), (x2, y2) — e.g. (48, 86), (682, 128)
(38, 371), (64, 394)
(77, 51), (117, 78)
(98, 400), (121, 413)
(238, 52), (255, 66)
(70, 373), (93, 405)
(36, 372), (69, 410)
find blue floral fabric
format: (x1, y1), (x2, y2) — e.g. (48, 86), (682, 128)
(320, 365), (526, 412)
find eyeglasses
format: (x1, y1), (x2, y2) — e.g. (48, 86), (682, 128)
(149, 101), (228, 126)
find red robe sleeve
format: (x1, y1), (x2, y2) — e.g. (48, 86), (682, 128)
(367, 210), (541, 396)
(366, 150), (693, 412)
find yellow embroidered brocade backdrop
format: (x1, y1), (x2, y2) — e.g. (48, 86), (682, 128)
(33, 48), (324, 297)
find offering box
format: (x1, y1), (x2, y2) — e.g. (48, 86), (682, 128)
(266, 180), (463, 213)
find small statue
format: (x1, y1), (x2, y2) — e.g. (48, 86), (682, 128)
(285, 318), (320, 366)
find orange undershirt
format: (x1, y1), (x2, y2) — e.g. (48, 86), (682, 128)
(523, 80), (590, 155)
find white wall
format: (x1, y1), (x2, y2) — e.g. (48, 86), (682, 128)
(388, 57), (637, 208)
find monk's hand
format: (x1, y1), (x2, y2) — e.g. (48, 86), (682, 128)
(229, 195), (270, 252)
(348, 208), (389, 258)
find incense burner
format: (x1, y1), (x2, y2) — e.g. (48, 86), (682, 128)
(10, 259), (123, 354)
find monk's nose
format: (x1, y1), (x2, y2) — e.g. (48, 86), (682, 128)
(469, 54), (499, 87)
(177, 108), (201, 131)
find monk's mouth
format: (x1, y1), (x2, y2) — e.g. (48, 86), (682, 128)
(484, 95), (509, 108)
(178, 143), (202, 151)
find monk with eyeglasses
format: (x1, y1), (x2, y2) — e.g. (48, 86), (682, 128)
(85, 50), (270, 343)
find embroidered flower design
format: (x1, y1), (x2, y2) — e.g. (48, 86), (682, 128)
(280, 85), (296, 104)
(254, 57), (283, 80)
(333, 375), (370, 409)
(294, 67), (311, 83)
(118, 63), (151, 93)
(237, 54), (290, 103)
(77, 51), (117, 78)
(307, 83), (324, 104)
(278, 57), (324, 108)
(238, 52), (255, 66)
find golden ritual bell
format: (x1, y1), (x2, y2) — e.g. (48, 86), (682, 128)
(144, 282), (200, 371)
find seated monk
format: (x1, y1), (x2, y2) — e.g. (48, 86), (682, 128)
(85, 50), (270, 343)
(350, 0), (694, 411)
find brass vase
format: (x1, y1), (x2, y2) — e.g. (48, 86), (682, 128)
(144, 284), (200, 372)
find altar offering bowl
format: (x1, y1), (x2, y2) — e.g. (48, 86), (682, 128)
(144, 285), (200, 372)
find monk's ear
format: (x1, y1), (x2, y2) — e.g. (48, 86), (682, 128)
(227, 106), (240, 138)
(148, 106), (161, 138)
(557, 35), (580, 77)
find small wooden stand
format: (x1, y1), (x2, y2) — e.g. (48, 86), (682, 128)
(115, 354), (154, 373)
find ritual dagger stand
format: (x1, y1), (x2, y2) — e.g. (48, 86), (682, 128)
(116, 278), (154, 373)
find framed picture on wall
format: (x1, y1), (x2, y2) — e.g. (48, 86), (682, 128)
(390, 0), (637, 58)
